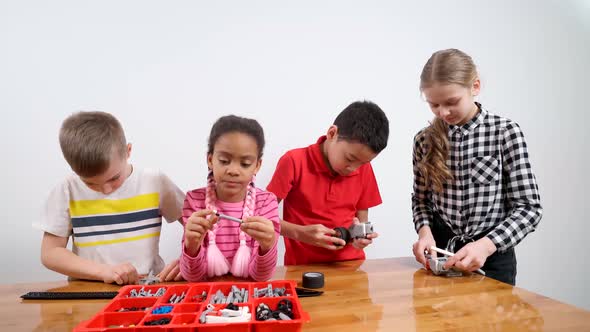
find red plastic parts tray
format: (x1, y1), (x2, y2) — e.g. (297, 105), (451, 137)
(73, 280), (310, 332)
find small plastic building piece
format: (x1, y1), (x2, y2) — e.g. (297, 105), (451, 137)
(199, 304), (215, 324)
(168, 292), (186, 304)
(151, 306), (173, 314)
(138, 271), (160, 285)
(256, 303), (271, 321)
(144, 318), (171, 326)
(220, 304), (243, 317)
(277, 299), (293, 318)
(191, 290), (208, 303)
(253, 284), (288, 298)
(213, 210), (243, 224)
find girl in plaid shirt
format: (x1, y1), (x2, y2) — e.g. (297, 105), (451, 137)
(411, 49), (543, 285)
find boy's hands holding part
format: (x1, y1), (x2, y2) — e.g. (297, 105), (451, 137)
(298, 224), (346, 250)
(184, 209), (217, 256)
(351, 217), (379, 249)
(41, 232), (141, 284)
(101, 262), (139, 285)
(241, 216), (277, 254)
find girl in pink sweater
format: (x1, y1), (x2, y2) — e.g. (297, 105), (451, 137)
(179, 115), (280, 281)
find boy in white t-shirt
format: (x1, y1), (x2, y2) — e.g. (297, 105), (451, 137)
(36, 111), (185, 284)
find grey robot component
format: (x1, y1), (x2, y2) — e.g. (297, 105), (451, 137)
(333, 222), (374, 245)
(349, 222), (374, 239)
(426, 254), (463, 277)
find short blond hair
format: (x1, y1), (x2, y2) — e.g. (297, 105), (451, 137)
(59, 111), (127, 177)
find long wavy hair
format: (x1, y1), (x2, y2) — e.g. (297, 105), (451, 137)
(417, 49), (478, 193)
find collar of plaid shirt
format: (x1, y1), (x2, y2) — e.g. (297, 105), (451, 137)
(447, 102), (486, 136)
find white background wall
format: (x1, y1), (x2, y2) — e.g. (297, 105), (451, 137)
(1, 0), (589, 310)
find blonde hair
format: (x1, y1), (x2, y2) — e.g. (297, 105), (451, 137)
(417, 49), (478, 192)
(59, 111), (127, 177)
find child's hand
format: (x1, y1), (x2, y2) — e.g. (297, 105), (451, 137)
(241, 216), (276, 254)
(158, 258), (184, 282)
(412, 226), (437, 268)
(443, 237), (497, 272)
(101, 263), (139, 285)
(184, 209), (217, 255)
(299, 224), (346, 250)
(351, 218), (379, 249)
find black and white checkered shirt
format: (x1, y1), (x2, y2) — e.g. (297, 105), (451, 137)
(412, 105), (543, 253)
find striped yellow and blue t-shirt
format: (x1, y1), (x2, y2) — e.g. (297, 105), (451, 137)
(36, 168), (184, 275)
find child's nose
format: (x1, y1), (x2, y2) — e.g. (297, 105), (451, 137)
(438, 108), (450, 117)
(345, 162), (360, 173)
(227, 165), (240, 175)
(102, 183), (114, 194)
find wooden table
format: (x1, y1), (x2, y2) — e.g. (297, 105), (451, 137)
(2, 258), (589, 331)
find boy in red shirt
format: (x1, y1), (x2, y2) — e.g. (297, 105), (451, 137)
(267, 101), (389, 265)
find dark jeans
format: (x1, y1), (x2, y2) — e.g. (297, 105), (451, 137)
(430, 214), (517, 285)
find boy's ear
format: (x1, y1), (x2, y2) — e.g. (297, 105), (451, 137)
(126, 143), (133, 159)
(326, 125), (338, 140)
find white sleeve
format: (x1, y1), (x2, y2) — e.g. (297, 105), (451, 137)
(158, 171), (185, 223)
(34, 180), (72, 238)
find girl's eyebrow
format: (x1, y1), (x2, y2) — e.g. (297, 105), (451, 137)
(426, 95), (462, 104)
(216, 151), (233, 157)
(217, 150), (257, 160)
